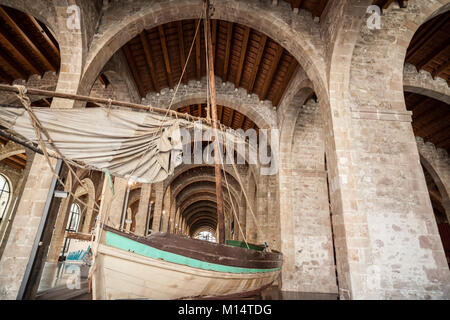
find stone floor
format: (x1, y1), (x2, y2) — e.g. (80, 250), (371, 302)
(35, 283), (338, 300)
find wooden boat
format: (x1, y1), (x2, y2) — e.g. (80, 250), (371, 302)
(88, 3), (284, 300)
(91, 225), (282, 300)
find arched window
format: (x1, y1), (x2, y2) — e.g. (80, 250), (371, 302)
(66, 203), (80, 232)
(60, 203), (81, 259)
(195, 231), (216, 243)
(0, 174), (11, 221)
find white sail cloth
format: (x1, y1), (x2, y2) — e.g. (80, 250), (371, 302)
(0, 107), (192, 183)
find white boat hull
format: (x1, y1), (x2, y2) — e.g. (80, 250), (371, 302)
(92, 243), (280, 300)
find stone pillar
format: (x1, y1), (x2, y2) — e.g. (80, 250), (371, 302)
(106, 177), (128, 230)
(0, 150), (34, 260)
(168, 201), (177, 233)
(0, 154), (56, 299)
(80, 182), (95, 233)
(46, 193), (73, 263)
(330, 107), (450, 299)
(173, 208), (181, 234)
(151, 183), (164, 231)
(135, 184), (152, 236)
(160, 186), (171, 233)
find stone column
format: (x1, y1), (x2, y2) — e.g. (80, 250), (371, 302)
(0, 155), (56, 299)
(106, 177), (128, 230)
(168, 201), (177, 234)
(46, 193), (73, 263)
(135, 184), (152, 236)
(160, 186), (171, 233)
(173, 208), (181, 234)
(332, 109), (450, 299)
(151, 183), (164, 231)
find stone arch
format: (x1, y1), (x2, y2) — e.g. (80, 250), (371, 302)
(79, 0), (328, 108)
(142, 77), (277, 129)
(326, 0), (450, 299)
(74, 178), (95, 233)
(403, 63), (450, 105)
(348, 1), (450, 111)
(0, 0), (58, 34)
(0, 173), (13, 219)
(417, 137), (450, 222)
(0, 142), (25, 162)
(276, 69), (317, 292)
(0, 0), (85, 109)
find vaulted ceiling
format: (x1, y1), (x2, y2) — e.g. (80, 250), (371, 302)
(406, 11), (450, 84)
(122, 19), (299, 107)
(405, 92), (450, 152)
(0, 5), (59, 83)
(0, 136), (26, 170)
(0, 5), (107, 86)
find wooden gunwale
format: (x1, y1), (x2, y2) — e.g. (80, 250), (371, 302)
(102, 225), (282, 270)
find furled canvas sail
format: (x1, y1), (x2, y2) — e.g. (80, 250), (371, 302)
(0, 107), (191, 183)
(0, 107), (252, 184)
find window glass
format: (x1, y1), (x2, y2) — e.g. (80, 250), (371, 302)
(0, 174), (11, 221)
(66, 203), (81, 232)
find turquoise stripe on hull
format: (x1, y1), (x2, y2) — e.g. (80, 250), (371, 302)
(105, 231), (280, 274)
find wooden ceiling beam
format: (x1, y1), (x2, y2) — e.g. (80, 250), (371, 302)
(421, 112), (450, 140)
(0, 67), (13, 83)
(223, 22), (233, 83)
(274, 58), (298, 106)
(177, 21), (187, 85)
(195, 19), (202, 81)
(6, 155), (26, 166)
(416, 43), (449, 71)
(237, 115), (246, 130)
(229, 109), (235, 128)
(211, 19), (217, 66)
(432, 59), (450, 79)
(0, 51), (26, 79)
(248, 34), (267, 94)
(122, 46), (146, 97)
(235, 27), (251, 88)
(260, 45), (284, 101)
(26, 13), (60, 61)
(1, 158), (23, 170)
(0, 31), (40, 75)
(158, 25), (174, 89)
(0, 7), (54, 72)
(139, 31), (159, 93)
(406, 16), (448, 62)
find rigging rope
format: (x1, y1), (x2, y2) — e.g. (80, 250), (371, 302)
(218, 123), (270, 250)
(126, 6), (206, 181)
(13, 85), (101, 215)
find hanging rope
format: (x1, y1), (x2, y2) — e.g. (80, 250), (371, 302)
(218, 123), (270, 249)
(13, 85), (101, 215)
(127, 6), (206, 181)
(219, 159), (250, 249)
(204, 14), (211, 123)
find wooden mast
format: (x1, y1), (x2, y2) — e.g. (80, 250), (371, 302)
(205, 0), (225, 244)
